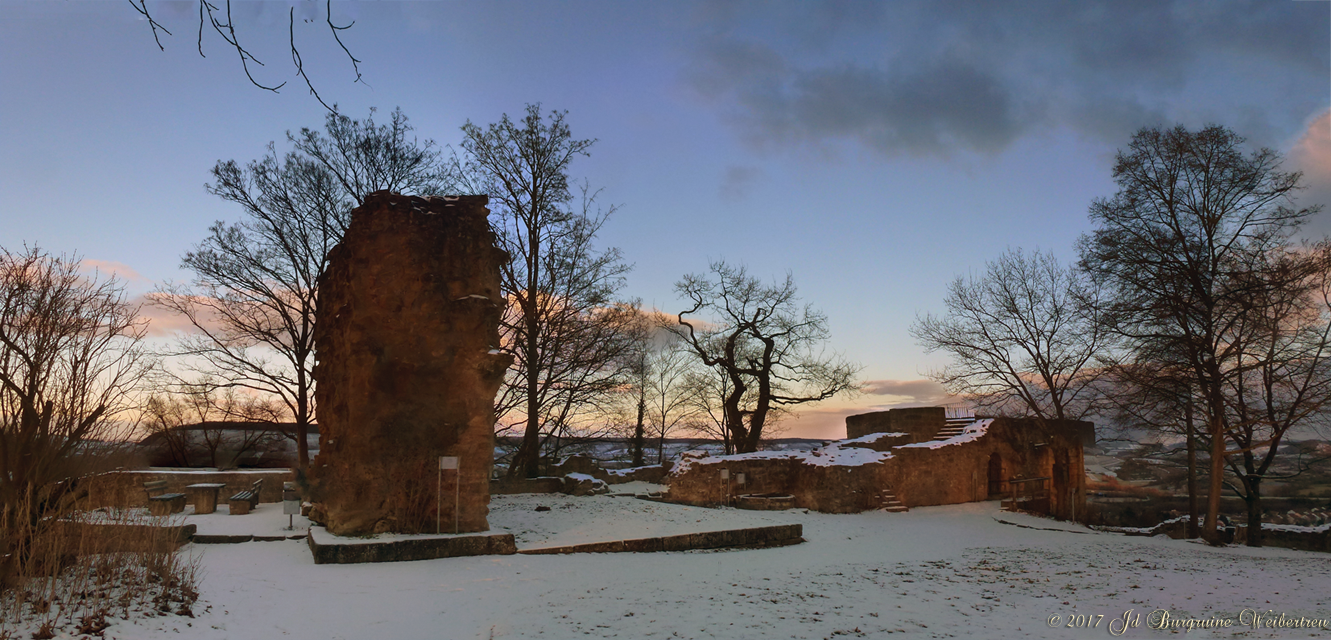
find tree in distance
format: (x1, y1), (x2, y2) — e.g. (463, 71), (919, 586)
(142, 383), (287, 468)
(682, 355), (786, 456)
(911, 247), (1108, 425)
(454, 104), (635, 478)
(1079, 123), (1326, 544)
(154, 107), (450, 468)
(1101, 353), (1206, 539)
(1209, 243), (1331, 545)
(670, 261), (860, 454)
(617, 311), (703, 466)
(0, 246), (150, 587)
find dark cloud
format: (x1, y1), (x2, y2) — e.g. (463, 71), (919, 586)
(719, 164), (761, 201)
(686, 0), (1329, 156)
(790, 57), (1025, 155)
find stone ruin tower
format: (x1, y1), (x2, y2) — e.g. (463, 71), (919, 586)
(308, 192), (513, 536)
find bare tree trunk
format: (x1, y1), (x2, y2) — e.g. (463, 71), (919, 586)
(1244, 474), (1263, 548)
(295, 419), (310, 470)
(296, 379), (311, 469)
(1203, 408), (1225, 543)
(1185, 400), (1199, 539)
(632, 395), (646, 467)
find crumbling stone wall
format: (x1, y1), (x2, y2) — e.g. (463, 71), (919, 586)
(664, 452), (892, 513)
(664, 415), (1093, 520)
(309, 192), (513, 536)
(845, 407), (945, 441)
(884, 418), (1090, 520)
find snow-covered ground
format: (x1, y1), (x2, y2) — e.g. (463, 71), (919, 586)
(22, 495), (1331, 639)
(181, 503), (312, 538)
(489, 483), (783, 548)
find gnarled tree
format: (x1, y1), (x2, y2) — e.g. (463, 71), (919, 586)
(671, 261), (859, 454)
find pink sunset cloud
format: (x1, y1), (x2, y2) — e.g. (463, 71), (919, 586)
(1291, 110), (1331, 176)
(78, 259), (148, 285)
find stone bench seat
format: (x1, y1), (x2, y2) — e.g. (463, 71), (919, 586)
(148, 492), (187, 516)
(229, 479), (264, 515)
(144, 479), (187, 516)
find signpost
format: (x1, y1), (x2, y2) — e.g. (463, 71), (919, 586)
(282, 482), (300, 530)
(439, 456), (460, 534)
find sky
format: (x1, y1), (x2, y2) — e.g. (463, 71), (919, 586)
(2, 1), (1329, 439)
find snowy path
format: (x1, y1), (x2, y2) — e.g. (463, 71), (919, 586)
(40, 499), (1331, 639)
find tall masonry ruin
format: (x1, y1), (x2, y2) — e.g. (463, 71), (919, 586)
(308, 192), (513, 536)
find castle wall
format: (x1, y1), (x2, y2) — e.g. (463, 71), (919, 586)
(664, 413), (1093, 521)
(845, 407), (946, 441)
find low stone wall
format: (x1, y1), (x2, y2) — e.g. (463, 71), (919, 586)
(550, 456), (671, 485)
(1119, 519), (1331, 553)
(664, 454), (888, 513)
(605, 464), (671, 484)
(665, 455), (802, 508)
(55, 522), (197, 552)
(490, 463), (671, 496)
(735, 494), (797, 510)
(80, 469), (295, 509)
(518, 524), (804, 555)
(306, 527), (517, 564)
(1258, 526), (1331, 552)
(490, 477), (564, 495)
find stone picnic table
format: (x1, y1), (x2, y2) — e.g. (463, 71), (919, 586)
(186, 483), (228, 515)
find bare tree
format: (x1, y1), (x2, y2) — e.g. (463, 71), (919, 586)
(1218, 245), (1331, 546)
(141, 389), (211, 466)
(1079, 124), (1323, 542)
(0, 247), (149, 586)
(455, 104), (635, 478)
(644, 340), (706, 465)
(618, 312), (655, 467)
(683, 361), (742, 455)
(619, 315), (703, 466)
(144, 382), (286, 469)
(127, 0), (363, 111)
(154, 108), (448, 468)
(671, 261), (859, 454)
(911, 247), (1108, 424)
(1103, 356), (1205, 538)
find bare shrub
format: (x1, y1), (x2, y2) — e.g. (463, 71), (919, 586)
(0, 246), (151, 589)
(0, 498), (200, 638)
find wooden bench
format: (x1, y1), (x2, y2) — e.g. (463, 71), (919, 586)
(228, 479), (264, 515)
(144, 479), (187, 516)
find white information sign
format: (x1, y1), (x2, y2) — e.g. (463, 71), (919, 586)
(440, 456), (459, 470)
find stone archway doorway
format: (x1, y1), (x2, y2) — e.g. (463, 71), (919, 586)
(987, 452), (1004, 498)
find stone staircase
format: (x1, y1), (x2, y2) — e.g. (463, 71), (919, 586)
(878, 488), (908, 513)
(931, 416), (973, 441)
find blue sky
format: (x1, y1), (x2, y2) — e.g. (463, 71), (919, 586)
(2, 1), (1328, 438)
